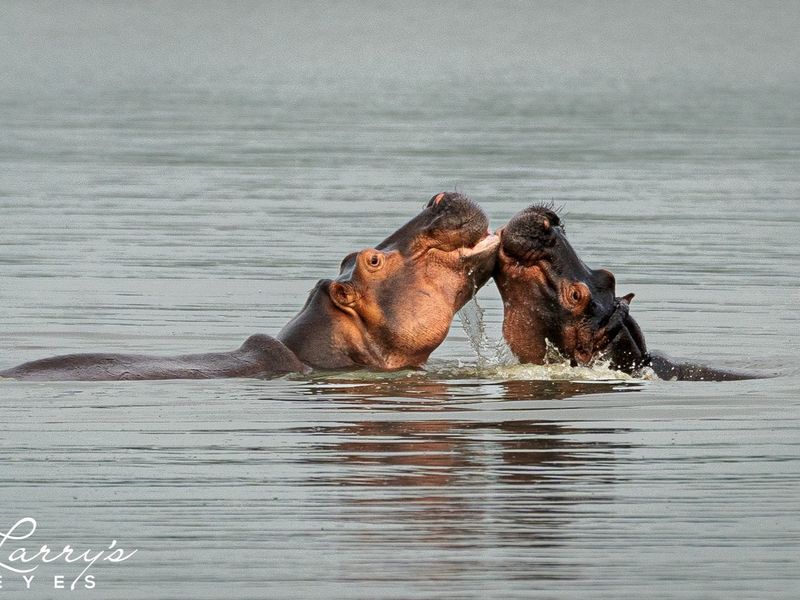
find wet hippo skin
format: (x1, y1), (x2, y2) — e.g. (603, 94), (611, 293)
(493, 204), (757, 381)
(0, 334), (307, 381)
(278, 192), (499, 370)
(1, 193), (499, 381)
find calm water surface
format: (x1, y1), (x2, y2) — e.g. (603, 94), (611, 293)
(1, 2), (799, 598)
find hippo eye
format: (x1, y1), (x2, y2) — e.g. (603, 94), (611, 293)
(565, 283), (589, 308)
(365, 252), (385, 271)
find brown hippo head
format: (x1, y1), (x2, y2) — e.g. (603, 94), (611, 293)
(278, 192), (499, 370)
(494, 204), (647, 372)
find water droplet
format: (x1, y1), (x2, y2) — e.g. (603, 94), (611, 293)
(457, 297), (516, 369)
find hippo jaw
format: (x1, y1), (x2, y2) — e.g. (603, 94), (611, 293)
(494, 204), (647, 371)
(278, 193), (499, 371)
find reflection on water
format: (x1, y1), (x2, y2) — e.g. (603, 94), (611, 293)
(280, 380), (634, 586)
(298, 419), (625, 557)
(301, 372), (641, 405)
(295, 376), (635, 492)
(296, 415), (627, 489)
(1, 367), (798, 598)
(270, 378), (630, 578)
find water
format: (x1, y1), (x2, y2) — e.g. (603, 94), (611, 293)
(1, 1), (799, 598)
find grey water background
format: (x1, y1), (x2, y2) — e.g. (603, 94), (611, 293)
(1, 1), (799, 598)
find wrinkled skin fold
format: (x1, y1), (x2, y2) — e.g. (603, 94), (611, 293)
(2, 192), (499, 381)
(493, 204), (756, 381)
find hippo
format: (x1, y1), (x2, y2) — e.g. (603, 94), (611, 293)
(493, 204), (755, 381)
(0, 334), (308, 381)
(1, 192), (499, 381)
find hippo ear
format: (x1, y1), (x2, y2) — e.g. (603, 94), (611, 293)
(338, 251), (358, 274)
(329, 281), (359, 309)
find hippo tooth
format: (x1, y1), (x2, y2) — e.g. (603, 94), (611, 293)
(462, 233), (500, 257)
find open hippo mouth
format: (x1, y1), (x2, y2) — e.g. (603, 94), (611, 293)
(375, 191), (499, 260)
(279, 192), (500, 371)
(331, 191), (500, 306)
(495, 204), (648, 371)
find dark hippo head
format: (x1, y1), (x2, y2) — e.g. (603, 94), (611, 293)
(494, 204), (647, 372)
(278, 192), (499, 370)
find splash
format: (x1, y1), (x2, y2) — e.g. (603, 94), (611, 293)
(488, 339), (637, 381)
(312, 298), (645, 384)
(456, 296), (515, 368)
(430, 341), (637, 382)
(453, 297), (640, 382)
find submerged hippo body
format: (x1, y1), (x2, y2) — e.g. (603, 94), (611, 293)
(494, 204), (755, 382)
(0, 334), (306, 381)
(1, 193), (498, 381)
